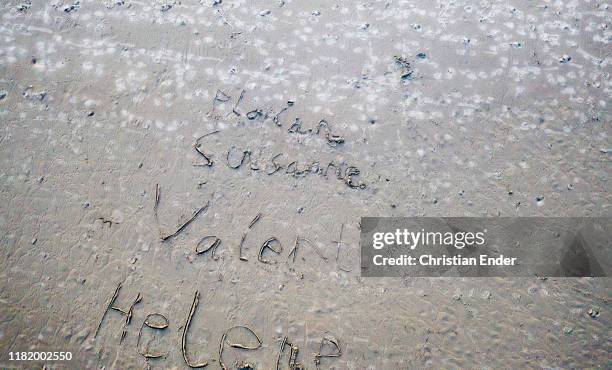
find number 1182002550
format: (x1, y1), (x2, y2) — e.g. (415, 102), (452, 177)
(8, 351), (72, 361)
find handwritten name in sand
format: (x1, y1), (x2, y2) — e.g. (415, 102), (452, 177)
(94, 283), (342, 369)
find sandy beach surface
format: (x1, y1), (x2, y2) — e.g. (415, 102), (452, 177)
(0, 1), (610, 368)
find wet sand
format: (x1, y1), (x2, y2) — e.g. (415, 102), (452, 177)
(0, 1), (610, 369)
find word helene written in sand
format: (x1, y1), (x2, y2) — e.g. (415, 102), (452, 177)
(194, 90), (366, 190)
(93, 283), (342, 370)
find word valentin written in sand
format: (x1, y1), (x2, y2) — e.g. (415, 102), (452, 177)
(93, 283), (342, 369)
(196, 89), (366, 190)
(154, 187), (353, 271)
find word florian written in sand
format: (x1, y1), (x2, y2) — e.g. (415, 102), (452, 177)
(93, 283), (342, 370)
(195, 89), (366, 190)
